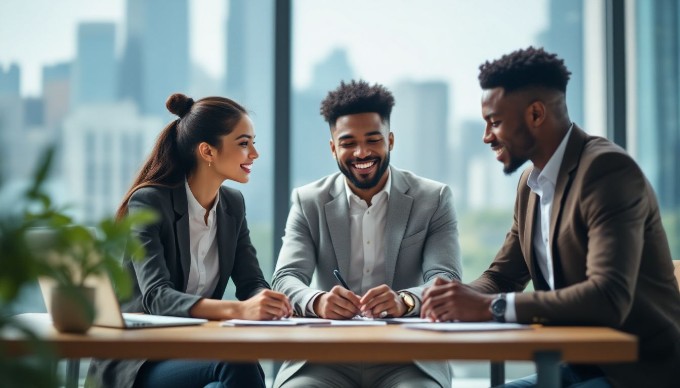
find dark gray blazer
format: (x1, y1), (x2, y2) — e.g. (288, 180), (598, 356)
(87, 184), (270, 388)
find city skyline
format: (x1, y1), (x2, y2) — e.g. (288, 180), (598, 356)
(1, 0), (551, 124)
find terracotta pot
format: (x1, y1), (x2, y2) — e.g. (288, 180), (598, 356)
(49, 285), (96, 334)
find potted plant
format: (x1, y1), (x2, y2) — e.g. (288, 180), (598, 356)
(31, 211), (155, 333)
(8, 146), (155, 334)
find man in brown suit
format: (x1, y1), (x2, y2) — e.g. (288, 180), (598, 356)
(421, 47), (680, 388)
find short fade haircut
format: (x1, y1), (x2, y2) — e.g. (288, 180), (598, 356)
(478, 46), (572, 94)
(320, 80), (395, 128)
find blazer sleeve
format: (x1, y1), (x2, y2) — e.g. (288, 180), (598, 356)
(271, 188), (321, 316)
(227, 190), (270, 301)
(401, 184), (463, 301)
(514, 153), (648, 326)
(127, 188), (202, 317)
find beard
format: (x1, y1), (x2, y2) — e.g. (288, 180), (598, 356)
(503, 154), (529, 175)
(337, 152), (391, 190)
(501, 123), (535, 175)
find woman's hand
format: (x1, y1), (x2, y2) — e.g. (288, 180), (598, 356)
(238, 289), (293, 320)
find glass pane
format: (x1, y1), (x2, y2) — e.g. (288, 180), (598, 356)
(629, 0), (680, 259)
(292, 0), (605, 384)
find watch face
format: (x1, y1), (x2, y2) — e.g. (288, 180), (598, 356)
(400, 292), (414, 306)
(492, 298), (507, 315)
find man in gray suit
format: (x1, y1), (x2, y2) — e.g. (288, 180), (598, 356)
(272, 80), (461, 388)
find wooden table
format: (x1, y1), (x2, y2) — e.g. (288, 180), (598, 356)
(3, 314), (637, 388)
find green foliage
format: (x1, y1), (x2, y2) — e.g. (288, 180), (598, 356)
(0, 145), (156, 387)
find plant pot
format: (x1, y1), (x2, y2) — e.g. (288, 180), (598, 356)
(49, 285), (96, 334)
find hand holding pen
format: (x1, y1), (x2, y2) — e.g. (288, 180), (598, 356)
(312, 269), (361, 319)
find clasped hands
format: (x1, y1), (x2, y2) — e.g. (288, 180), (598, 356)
(420, 277), (494, 322)
(313, 284), (407, 320)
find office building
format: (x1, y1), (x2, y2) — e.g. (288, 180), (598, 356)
(390, 80), (450, 184)
(42, 62), (71, 130)
(119, 0), (189, 118)
(61, 102), (161, 222)
(538, 0), (585, 127)
(72, 23), (117, 107)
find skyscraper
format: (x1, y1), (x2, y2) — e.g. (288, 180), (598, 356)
(42, 62), (71, 129)
(292, 48), (355, 188)
(61, 102), (162, 222)
(119, 0), (189, 117)
(538, 0), (584, 127)
(72, 23), (117, 107)
(0, 63), (20, 97)
(223, 0), (274, 223)
(0, 63), (22, 182)
(390, 80), (449, 184)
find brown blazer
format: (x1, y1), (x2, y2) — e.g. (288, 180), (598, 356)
(470, 126), (680, 388)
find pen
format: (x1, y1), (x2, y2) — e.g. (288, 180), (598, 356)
(333, 269), (351, 291)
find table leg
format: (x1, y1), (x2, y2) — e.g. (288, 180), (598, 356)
(65, 359), (80, 388)
(490, 361), (505, 386)
(534, 351), (561, 388)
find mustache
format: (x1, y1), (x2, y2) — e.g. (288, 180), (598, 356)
(349, 157), (379, 163)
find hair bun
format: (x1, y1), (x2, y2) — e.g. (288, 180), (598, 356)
(166, 93), (195, 118)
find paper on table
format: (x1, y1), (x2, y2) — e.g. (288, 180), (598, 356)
(404, 322), (532, 332)
(329, 318), (387, 326)
(220, 317), (336, 326)
(220, 317), (389, 327)
(377, 317), (431, 324)
(220, 319), (300, 326)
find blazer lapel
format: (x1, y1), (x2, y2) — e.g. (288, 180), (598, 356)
(172, 185), (192, 291)
(214, 188), (234, 297)
(385, 168), (413, 285)
(325, 175), (351, 276)
(524, 188), (539, 281)
(549, 126), (588, 288)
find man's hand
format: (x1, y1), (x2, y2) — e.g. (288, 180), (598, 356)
(239, 289), (292, 320)
(421, 277), (494, 321)
(313, 286), (361, 319)
(360, 284), (406, 318)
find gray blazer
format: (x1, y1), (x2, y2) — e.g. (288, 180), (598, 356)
(272, 167), (462, 387)
(87, 185), (270, 388)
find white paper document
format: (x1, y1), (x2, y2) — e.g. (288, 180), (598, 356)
(404, 322), (532, 332)
(220, 317), (388, 327)
(220, 317), (333, 327)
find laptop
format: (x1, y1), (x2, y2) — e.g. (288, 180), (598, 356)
(38, 275), (208, 329)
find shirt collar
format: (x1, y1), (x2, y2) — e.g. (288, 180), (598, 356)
(528, 123), (573, 191)
(344, 167), (392, 206)
(184, 179), (219, 220)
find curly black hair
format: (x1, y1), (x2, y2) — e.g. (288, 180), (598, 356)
(478, 46), (572, 94)
(320, 80), (395, 127)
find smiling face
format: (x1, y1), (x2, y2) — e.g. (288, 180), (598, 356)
(330, 112), (393, 196)
(481, 87), (537, 175)
(211, 115), (259, 183)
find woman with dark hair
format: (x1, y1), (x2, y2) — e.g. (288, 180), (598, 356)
(87, 93), (291, 388)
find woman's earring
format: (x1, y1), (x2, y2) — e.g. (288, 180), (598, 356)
(208, 161), (212, 167)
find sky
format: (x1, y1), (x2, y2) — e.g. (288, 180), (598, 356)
(0, 0), (548, 122)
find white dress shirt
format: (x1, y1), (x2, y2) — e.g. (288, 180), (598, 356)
(184, 180), (220, 298)
(345, 170), (391, 295)
(505, 124), (573, 322)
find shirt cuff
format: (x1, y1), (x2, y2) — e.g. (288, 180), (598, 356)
(305, 291), (325, 317)
(505, 292), (517, 322)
